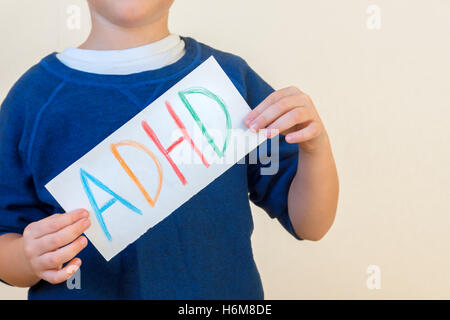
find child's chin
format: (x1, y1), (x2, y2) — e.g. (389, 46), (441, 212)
(108, 0), (171, 27)
(113, 14), (154, 28)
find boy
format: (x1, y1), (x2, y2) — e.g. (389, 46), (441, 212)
(0, 0), (338, 299)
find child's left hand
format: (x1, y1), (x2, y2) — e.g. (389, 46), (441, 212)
(244, 86), (327, 153)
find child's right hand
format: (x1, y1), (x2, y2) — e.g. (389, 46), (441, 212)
(21, 209), (90, 284)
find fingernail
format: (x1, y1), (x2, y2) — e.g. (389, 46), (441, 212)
(285, 135), (293, 142)
(244, 118), (253, 126)
(82, 219), (90, 227)
(67, 265), (79, 276)
(250, 123), (258, 132)
(81, 210), (89, 218)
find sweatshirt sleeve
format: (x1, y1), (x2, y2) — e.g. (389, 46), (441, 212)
(0, 82), (48, 237)
(243, 64), (302, 240)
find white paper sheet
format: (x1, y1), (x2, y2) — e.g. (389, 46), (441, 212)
(45, 56), (267, 261)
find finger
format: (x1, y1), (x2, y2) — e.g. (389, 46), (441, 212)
(35, 236), (88, 270)
(266, 108), (314, 138)
(27, 209), (89, 239)
(40, 258), (82, 285)
(244, 86), (302, 126)
(285, 121), (322, 144)
(36, 218), (91, 254)
(248, 95), (309, 132)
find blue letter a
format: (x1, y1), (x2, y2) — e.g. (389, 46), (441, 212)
(80, 168), (142, 241)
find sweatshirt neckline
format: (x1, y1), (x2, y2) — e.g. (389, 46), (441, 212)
(40, 37), (201, 87)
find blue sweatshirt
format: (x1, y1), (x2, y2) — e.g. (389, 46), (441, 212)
(0, 37), (301, 299)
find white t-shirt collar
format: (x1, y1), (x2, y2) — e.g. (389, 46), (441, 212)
(56, 34), (186, 75)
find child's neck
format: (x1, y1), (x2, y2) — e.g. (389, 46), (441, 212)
(80, 13), (170, 51)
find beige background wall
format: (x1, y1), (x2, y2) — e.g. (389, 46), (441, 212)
(1, 0), (449, 299)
